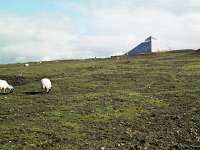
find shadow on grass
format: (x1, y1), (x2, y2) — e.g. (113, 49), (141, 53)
(0, 93), (11, 95)
(24, 91), (42, 95)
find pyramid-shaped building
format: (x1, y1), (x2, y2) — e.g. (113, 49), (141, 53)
(126, 36), (171, 56)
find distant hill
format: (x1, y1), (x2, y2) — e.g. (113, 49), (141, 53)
(195, 48), (200, 53)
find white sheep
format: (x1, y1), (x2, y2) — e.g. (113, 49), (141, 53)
(40, 78), (51, 93)
(25, 63), (29, 67)
(0, 79), (14, 94)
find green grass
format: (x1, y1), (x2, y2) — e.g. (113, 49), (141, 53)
(0, 50), (200, 149)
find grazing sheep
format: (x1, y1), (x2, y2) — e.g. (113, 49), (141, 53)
(25, 63), (29, 67)
(0, 79), (14, 94)
(40, 78), (51, 93)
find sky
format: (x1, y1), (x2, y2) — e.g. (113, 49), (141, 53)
(0, 0), (200, 64)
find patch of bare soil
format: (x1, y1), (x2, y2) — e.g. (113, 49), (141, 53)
(0, 75), (27, 86)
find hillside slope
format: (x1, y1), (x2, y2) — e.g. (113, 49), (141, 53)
(0, 50), (200, 149)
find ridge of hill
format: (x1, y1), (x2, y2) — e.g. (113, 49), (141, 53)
(0, 50), (200, 149)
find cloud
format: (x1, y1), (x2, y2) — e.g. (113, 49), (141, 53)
(15, 56), (27, 63)
(0, 10), (134, 63)
(92, 6), (200, 49)
(42, 56), (51, 61)
(0, 12), (75, 63)
(0, 0), (200, 64)
(191, 0), (200, 5)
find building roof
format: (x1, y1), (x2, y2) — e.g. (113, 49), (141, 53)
(145, 36), (157, 42)
(126, 36), (170, 56)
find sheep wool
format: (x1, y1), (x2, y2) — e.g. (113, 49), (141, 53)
(0, 79), (14, 93)
(40, 78), (51, 93)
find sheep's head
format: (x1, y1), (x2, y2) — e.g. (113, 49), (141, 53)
(9, 85), (14, 93)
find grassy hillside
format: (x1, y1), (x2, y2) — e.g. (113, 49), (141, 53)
(0, 50), (200, 149)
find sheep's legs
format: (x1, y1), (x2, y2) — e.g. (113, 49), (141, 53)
(41, 88), (51, 94)
(41, 88), (47, 93)
(47, 89), (51, 93)
(0, 88), (6, 94)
